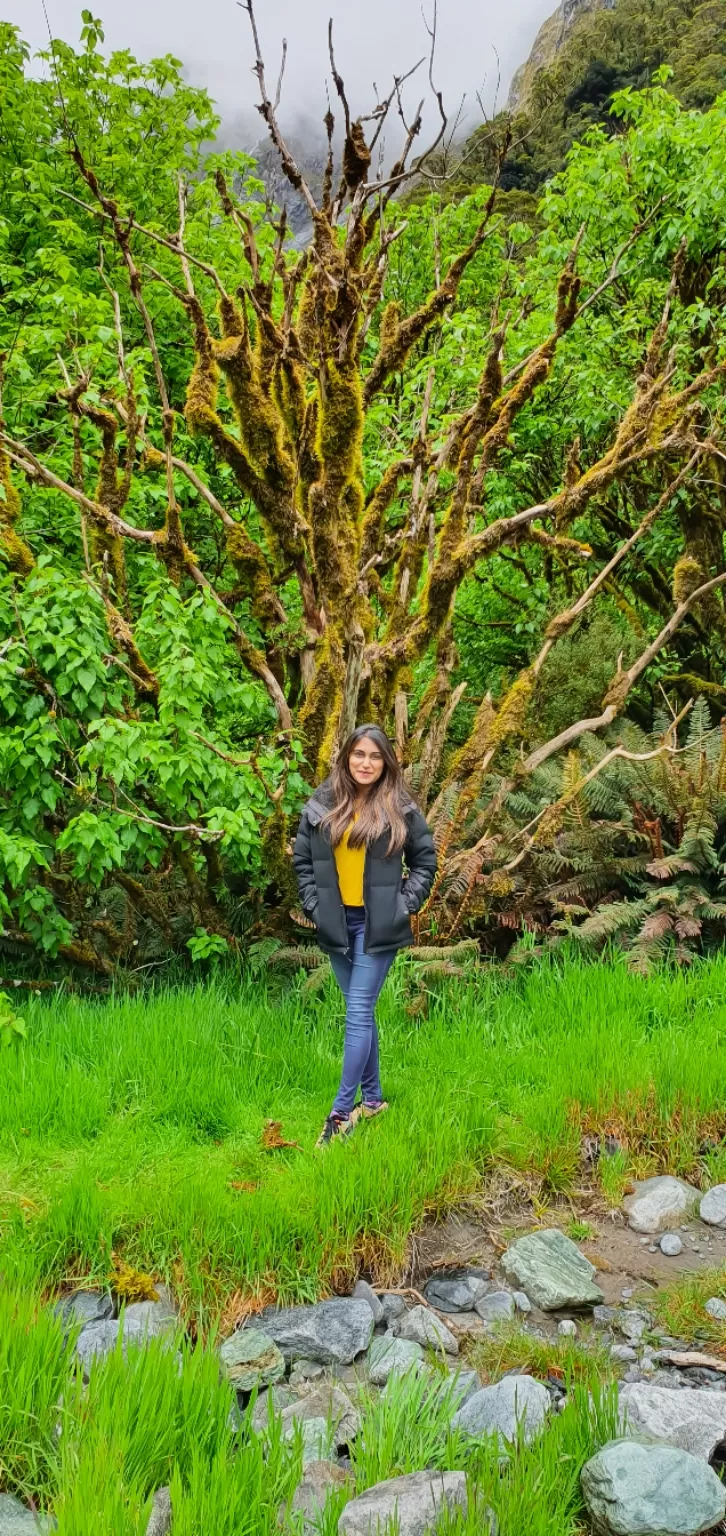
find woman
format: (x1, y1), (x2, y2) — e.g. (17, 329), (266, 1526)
(293, 724), (437, 1146)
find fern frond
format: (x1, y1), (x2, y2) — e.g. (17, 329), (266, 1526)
(269, 946), (325, 970)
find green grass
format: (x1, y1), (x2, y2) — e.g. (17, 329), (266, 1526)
(0, 1286), (621, 1532)
(3, 953), (726, 1325)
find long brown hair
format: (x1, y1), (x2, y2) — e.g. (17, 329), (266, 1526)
(321, 724), (410, 854)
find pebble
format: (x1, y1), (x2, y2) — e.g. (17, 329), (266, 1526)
(660, 1234), (683, 1257)
(558, 1319), (577, 1338)
(704, 1297), (726, 1322)
(513, 1291), (532, 1314)
(610, 1344), (638, 1363)
(352, 1280), (384, 1326)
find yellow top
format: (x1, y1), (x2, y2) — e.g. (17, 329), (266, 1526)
(334, 819), (365, 906)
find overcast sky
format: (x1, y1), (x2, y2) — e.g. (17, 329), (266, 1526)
(8, 0), (554, 143)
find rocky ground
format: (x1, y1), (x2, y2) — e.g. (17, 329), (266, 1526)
(3, 1175), (726, 1535)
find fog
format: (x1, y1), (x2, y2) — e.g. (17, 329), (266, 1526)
(8, 0), (553, 143)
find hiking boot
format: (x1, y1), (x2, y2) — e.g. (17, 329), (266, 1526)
(361, 1100), (389, 1119)
(315, 1111), (357, 1148)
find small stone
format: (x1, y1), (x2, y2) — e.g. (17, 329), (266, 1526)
(250, 1384), (296, 1433)
(452, 1374), (551, 1447)
(618, 1310), (651, 1345)
(219, 1328), (285, 1392)
(704, 1297), (726, 1322)
(281, 1384), (359, 1447)
(145, 1487), (172, 1536)
(124, 1299), (177, 1338)
(513, 1291), (532, 1314)
(338, 1471), (471, 1536)
(660, 1233), (684, 1257)
(258, 1299), (374, 1366)
(593, 1305), (619, 1328)
(290, 1359), (325, 1386)
(501, 1228), (603, 1311)
(621, 1288), (634, 1300)
(396, 1305), (458, 1356)
(378, 1294), (406, 1325)
(74, 1317), (143, 1376)
(558, 1319), (577, 1338)
(282, 1415), (334, 1465)
(582, 1438), (726, 1535)
(368, 1334), (425, 1386)
(0, 1495), (44, 1535)
(475, 1291), (516, 1326)
(352, 1280), (384, 1325)
(53, 1290), (113, 1334)
(640, 1237), (651, 1246)
(610, 1345), (638, 1363)
(448, 1368), (481, 1407)
(284, 1460), (351, 1535)
(623, 1176), (700, 1234)
(700, 1186), (726, 1228)
(423, 1271), (490, 1314)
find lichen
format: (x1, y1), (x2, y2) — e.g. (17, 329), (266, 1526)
(0, 446), (33, 575)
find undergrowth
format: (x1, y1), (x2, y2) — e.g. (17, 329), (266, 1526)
(653, 1265), (726, 1350)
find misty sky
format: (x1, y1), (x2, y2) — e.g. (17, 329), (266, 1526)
(7, 0), (554, 142)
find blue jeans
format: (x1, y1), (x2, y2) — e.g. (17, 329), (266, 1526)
(328, 907), (396, 1117)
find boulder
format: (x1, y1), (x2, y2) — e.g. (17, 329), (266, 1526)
(0, 1496), (44, 1535)
(501, 1228), (604, 1311)
(368, 1334), (425, 1386)
(513, 1291), (532, 1314)
(283, 1416), (334, 1465)
(53, 1290), (113, 1335)
(74, 1317), (147, 1375)
(280, 1384), (360, 1446)
(700, 1186), (726, 1228)
(251, 1384), (296, 1433)
(704, 1298), (726, 1322)
(259, 1299), (374, 1365)
(620, 1383), (726, 1462)
(451, 1374), (551, 1447)
(352, 1280), (384, 1325)
(290, 1359), (325, 1386)
(623, 1177), (699, 1234)
(660, 1234), (684, 1257)
(285, 1461), (352, 1535)
(449, 1368), (481, 1407)
(475, 1291), (515, 1326)
(581, 1438), (726, 1535)
(396, 1305), (458, 1356)
(423, 1272), (489, 1314)
(123, 1299), (177, 1339)
(145, 1487), (172, 1536)
(379, 1294), (406, 1325)
(338, 1471), (469, 1536)
(618, 1311), (652, 1346)
(219, 1327), (285, 1392)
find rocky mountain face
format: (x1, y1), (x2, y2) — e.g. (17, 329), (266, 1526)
(508, 0), (616, 112)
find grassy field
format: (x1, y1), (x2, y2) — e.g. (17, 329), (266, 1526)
(2, 953), (726, 1326)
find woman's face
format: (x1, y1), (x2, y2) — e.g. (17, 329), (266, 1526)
(348, 735), (385, 789)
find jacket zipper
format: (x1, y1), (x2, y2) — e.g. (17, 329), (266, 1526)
(363, 847), (370, 954)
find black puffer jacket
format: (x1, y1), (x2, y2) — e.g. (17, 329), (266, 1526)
(292, 782), (437, 955)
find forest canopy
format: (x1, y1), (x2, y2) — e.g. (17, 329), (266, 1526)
(1, 14), (726, 977)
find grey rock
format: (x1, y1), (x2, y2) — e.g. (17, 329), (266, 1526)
(611, 1345), (638, 1363)
(286, 1460), (352, 1535)
(290, 1359), (326, 1386)
(0, 1495), (45, 1535)
(501, 1228), (604, 1311)
(283, 1415), (335, 1465)
(475, 1291), (515, 1326)
(704, 1297), (726, 1322)
(424, 1274), (489, 1314)
(622, 1368), (645, 1384)
(452, 1374), (551, 1447)
(448, 1368), (481, 1407)
(352, 1280), (384, 1325)
(623, 1177), (700, 1234)
(594, 1306), (620, 1329)
(259, 1299), (374, 1365)
(124, 1299), (177, 1339)
(145, 1487), (172, 1536)
(281, 1384), (360, 1446)
(558, 1319), (578, 1338)
(581, 1438), (726, 1535)
(513, 1291), (532, 1314)
(338, 1471), (469, 1536)
(660, 1233), (684, 1257)
(378, 1293), (406, 1325)
(618, 1310), (652, 1345)
(368, 1334), (425, 1386)
(74, 1317), (146, 1375)
(53, 1290), (113, 1335)
(219, 1328), (285, 1392)
(250, 1384), (296, 1433)
(700, 1186), (726, 1228)
(443, 1310), (489, 1337)
(620, 1382), (726, 1462)
(397, 1305), (458, 1356)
